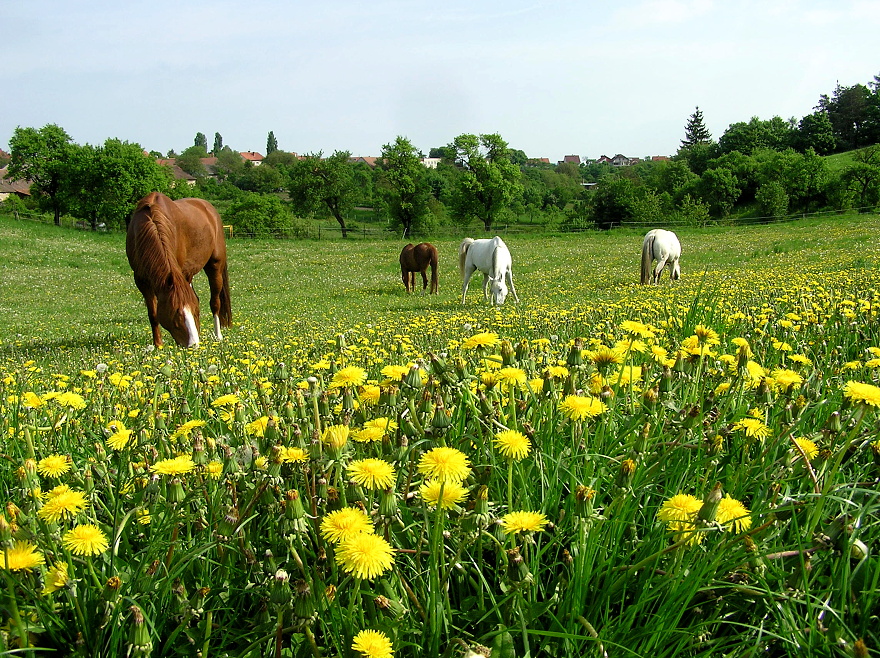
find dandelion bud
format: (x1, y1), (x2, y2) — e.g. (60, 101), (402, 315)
(616, 459), (636, 489)
(453, 356), (469, 379)
(431, 400), (452, 430)
(573, 485), (596, 518)
(127, 605), (153, 658)
(159, 363), (173, 378)
(697, 482), (723, 524)
(293, 579), (315, 620)
(660, 365), (673, 393)
(318, 392), (331, 417)
(850, 539), (869, 562)
(566, 339), (584, 367)
(824, 411), (842, 434)
(275, 363), (289, 381)
(379, 487), (399, 519)
(642, 386), (659, 411)
(682, 405), (700, 429)
(218, 506), (239, 538)
(180, 399), (191, 416)
(282, 400), (295, 421)
(515, 340), (530, 362)
(506, 547), (531, 583)
(854, 639), (869, 658)
(168, 478), (186, 503)
(429, 352), (447, 375)
(500, 340), (515, 366)
(0, 514), (11, 542)
(234, 404), (246, 424)
(374, 593), (407, 620)
(404, 364), (422, 389)
(268, 569), (291, 606)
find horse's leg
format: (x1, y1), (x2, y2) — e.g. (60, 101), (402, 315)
(653, 257), (668, 284)
(204, 262), (226, 340)
(672, 259), (681, 281)
(420, 268), (428, 293)
(506, 268), (520, 303)
(461, 266), (476, 304)
(401, 267), (410, 292)
(482, 273), (491, 302)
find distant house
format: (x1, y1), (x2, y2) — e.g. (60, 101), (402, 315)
(595, 155), (613, 165)
(560, 155), (581, 166)
(156, 160), (198, 185)
(524, 158), (551, 167)
(420, 157), (441, 169)
(0, 166), (30, 201)
(651, 155), (671, 162)
(349, 156), (379, 167)
(240, 151), (264, 165)
(610, 154), (636, 167)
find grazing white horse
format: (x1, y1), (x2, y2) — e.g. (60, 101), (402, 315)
(640, 229), (681, 284)
(459, 236), (519, 305)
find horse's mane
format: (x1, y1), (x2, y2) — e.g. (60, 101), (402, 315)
(131, 198), (194, 308)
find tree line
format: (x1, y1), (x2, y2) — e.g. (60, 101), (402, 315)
(3, 73), (879, 235)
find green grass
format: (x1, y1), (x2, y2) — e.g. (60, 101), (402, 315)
(1, 212), (880, 657)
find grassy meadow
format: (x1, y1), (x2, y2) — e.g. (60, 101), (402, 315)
(1, 212), (880, 657)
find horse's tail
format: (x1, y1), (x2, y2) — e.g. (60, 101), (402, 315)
(459, 238), (474, 277)
(640, 233), (654, 285)
(219, 265), (232, 327)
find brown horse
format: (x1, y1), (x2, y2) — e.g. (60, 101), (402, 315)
(399, 242), (439, 294)
(126, 192), (231, 347)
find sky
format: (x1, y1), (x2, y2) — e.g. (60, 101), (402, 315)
(2, 0), (878, 162)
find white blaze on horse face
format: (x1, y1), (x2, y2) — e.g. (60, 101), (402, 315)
(182, 306), (200, 347)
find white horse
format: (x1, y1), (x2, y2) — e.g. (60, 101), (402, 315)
(459, 236), (519, 305)
(640, 229), (681, 284)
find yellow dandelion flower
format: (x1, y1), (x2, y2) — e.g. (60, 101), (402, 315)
(211, 393), (240, 407)
(38, 487), (88, 523)
(322, 424), (350, 450)
(336, 532), (395, 580)
(172, 419), (207, 439)
(559, 395), (607, 421)
(54, 392), (86, 410)
(245, 416), (270, 437)
(591, 345), (623, 367)
(347, 459), (396, 491)
(62, 524), (109, 556)
(106, 419), (134, 451)
(331, 366), (367, 389)
(497, 367), (527, 388)
(150, 455), (196, 476)
(732, 417), (772, 440)
(1, 541), (45, 571)
(204, 461), (224, 479)
(42, 561), (70, 595)
(380, 365), (409, 381)
(37, 454), (72, 478)
(500, 510), (548, 535)
(493, 430), (531, 461)
(693, 324), (720, 345)
(716, 495), (751, 533)
(419, 479), (469, 509)
(320, 507), (374, 544)
(771, 369), (803, 392)
(792, 437), (819, 461)
(22, 392), (45, 408)
(280, 446), (309, 463)
(657, 493), (702, 524)
(789, 354), (812, 366)
(352, 629), (394, 658)
(360, 384), (381, 405)
(843, 381), (880, 408)
(417, 447), (472, 483)
(462, 332), (500, 350)
(620, 320), (655, 338)
(545, 365), (569, 379)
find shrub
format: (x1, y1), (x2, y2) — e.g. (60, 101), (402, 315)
(223, 193), (291, 237)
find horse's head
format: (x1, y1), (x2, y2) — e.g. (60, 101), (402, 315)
(157, 275), (201, 347)
(489, 277), (508, 306)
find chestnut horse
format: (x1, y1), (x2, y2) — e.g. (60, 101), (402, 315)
(399, 242), (439, 294)
(126, 192), (231, 347)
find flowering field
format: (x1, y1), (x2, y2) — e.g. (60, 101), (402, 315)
(1, 213), (880, 657)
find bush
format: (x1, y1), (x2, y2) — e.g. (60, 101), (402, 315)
(756, 181), (789, 220)
(223, 193), (292, 237)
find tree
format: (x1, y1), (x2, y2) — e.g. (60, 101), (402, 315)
(590, 176), (638, 230)
(379, 136), (431, 237)
(794, 111), (836, 155)
(287, 151), (355, 237)
(63, 139), (173, 229)
(176, 145), (209, 177)
(8, 124), (73, 225)
(215, 146), (245, 179)
(234, 163), (284, 194)
(212, 132), (223, 156)
(266, 131), (278, 155)
(681, 106), (712, 148)
(448, 133), (523, 231)
(718, 116), (794, 155)
(194, 132), (208, 151)
(697, 167), (740, 217)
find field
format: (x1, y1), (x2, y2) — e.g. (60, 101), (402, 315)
(1, 212), (880, 657)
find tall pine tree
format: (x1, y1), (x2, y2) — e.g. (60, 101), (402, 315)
(194, 132), (208, 151)
(213, 132), (223, 155)
(681, 107), (712, 148)
(266, 131), (278, 155)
